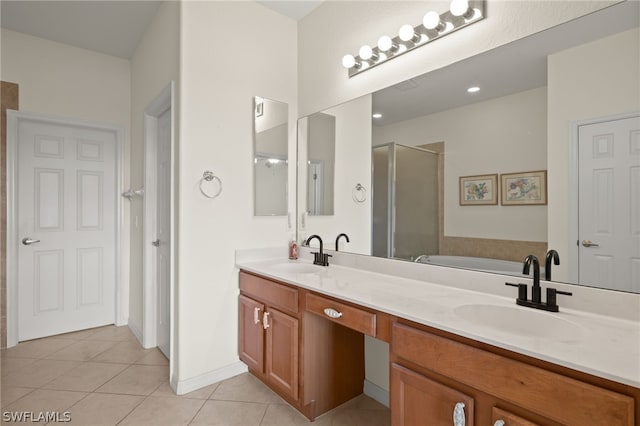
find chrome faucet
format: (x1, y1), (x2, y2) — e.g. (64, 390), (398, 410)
(335, 233), (350, 251)
(523, 255), (541, 303)
(545, 249), (560, 281)
(505, 253), (572, 312)
(306, 235), (331, 266)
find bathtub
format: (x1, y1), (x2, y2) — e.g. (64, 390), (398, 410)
(415, 255), (540, 277)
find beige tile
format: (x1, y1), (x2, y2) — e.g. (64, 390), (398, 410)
(3, 389), (86, 421)
(1, 386), (34, 408)
(86, 325), (137, 342)
(2, 359), (81, 388)
(43, 362), (129, 392)
(118, 396), (204, 426)
(190, 400), (267, 426)
(1, 356), (36, 377)
(339, 394), (388, 411)
(96, 364), (167, 395)
(55, 326), (106, 340)
(259, 403), (323, 426)
(65, 393), (144, 426)
(209, 373), (284, 404)
(44, 339), (117, 361)
(90, 340), (150, 364)
(152, 381), (219, 399)
(134, 348), (169, 365)
(1, 337), (76, 359)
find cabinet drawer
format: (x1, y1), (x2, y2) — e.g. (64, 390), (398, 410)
(239, 271), (298, 314)
(492, 407), (540, 426)
(305, 292), (376, 336)
(392, 323), (634, 426)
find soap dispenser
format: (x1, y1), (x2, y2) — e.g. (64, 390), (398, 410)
(288, 235), (298, 260)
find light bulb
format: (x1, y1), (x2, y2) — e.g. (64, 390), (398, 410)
(399, 24), (416, 42)
(423, 11), (442, 30)
(378, 35), (393, 52)
(359, 45), (374, 60)
(372, 113), (382, 119)
(342, 54), (356, 69)
(467, 86), (480, 93)
(450, 0), (469, 17)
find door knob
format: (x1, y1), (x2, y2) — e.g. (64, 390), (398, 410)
(582, 239), (600, 247)
(21, 237), (41, 246)
(152, 239), (160, 247)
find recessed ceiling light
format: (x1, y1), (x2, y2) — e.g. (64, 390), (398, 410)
(467, 86), (480, 93)
(372, 113), (383, 119)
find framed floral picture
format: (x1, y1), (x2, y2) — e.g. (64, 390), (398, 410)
(500, 170), (547, 205)
(459, 174), (498, 205)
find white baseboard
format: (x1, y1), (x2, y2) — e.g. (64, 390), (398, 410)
(364, 379), (389, 408)
(175, 361), (248, 395)
(127, 322), (143, 346)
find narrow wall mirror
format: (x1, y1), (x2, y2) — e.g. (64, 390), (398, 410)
(305, 112), (336, 215)
(254, 96), (288, 216)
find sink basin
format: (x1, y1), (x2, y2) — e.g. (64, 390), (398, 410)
(453, 304), (586, 341)
(268, 262), (322, 274)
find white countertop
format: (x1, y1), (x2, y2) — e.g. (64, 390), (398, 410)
(236, 256), (640, 388)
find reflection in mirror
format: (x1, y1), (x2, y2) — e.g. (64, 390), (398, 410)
(254, 96), (288, 216)
(306, 112), (336, 215)
(297, 2), (640, 293)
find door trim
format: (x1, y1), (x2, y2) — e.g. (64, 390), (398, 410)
(6, 110), (126, 347)
(142, 81), (175, 363)
(568, 111), (640, 284)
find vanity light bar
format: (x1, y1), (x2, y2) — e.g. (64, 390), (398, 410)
(342, 0), (485, 77)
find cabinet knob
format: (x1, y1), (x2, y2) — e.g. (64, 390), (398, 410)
(263, 312), (270, 330)
(253, 307), (261, 325)
(494, 421), (505, 426)
(323, 308), (343, 319)
(453, 402), (466, 426)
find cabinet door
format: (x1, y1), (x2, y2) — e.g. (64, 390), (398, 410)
(391, 363), (474, 426)
(492, 407), (541, 426)
(239, 295), (264, 373)
(265, 307), (299, 400)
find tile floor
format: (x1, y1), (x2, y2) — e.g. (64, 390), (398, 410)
(1, 325), (390, 425)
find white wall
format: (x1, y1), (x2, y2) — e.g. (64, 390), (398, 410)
(373, 87), (548, 242)
(129, 0), (180, 373)
(299, 95), (372, 254)
(177, 1), (297, 386)
(1, 28), (132, 325)
(547, 27), (640, 282)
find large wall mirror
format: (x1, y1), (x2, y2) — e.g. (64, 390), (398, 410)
(297, 2), (640, 293)
(254, 96), (289, 216)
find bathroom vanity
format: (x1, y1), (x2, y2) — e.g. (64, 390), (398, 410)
(237, 254), (640, 425)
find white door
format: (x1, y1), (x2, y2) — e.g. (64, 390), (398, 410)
(17, 118), (116, 341)
(578, 115), (640, 292)
(156, 108), (171, 358)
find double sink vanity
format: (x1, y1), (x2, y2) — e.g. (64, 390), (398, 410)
(236, 247), (640, 425)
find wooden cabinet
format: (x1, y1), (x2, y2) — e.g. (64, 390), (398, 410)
(492, 407), (541, 426)
(391, 363), (474, 426)
(391, 322), (635, 426)
(238, 273), (299, 401)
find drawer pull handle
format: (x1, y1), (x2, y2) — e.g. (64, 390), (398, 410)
(263, 312), (270, 330)
(453, 402), (466, 426)
(494, 421), (505, 426)
(253, 307), (261, 325)
(323, 308), (343, 319)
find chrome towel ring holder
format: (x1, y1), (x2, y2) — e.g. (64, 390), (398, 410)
(199, 171), (222, 199)
(352, 183), (366, 203)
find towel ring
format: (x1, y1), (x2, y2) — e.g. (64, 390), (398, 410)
(199, 171), (222, 199)
(352, 183), (366, 203)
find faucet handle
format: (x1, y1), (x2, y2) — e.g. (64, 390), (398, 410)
(546, 287), (572, 311)
(505, 282), (528, 301)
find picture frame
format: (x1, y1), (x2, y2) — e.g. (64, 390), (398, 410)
(500, 170), (547, 205)
(459, 174), (498, 205)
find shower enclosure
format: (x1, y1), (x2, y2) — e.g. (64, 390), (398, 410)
(372, 143), (439, 260)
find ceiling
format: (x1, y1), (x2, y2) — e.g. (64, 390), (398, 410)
(0, 0), (322, 60)
(372, 1), (640, 126)
(1, 1), (162, 58)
